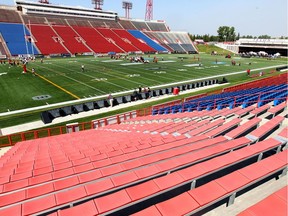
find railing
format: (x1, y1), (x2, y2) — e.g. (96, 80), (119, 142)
(0, 111), (136, 147)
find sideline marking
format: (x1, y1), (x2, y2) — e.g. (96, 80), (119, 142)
(36, 73), (80, 100)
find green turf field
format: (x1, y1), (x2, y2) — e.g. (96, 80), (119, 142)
(0, 54), (286, 113)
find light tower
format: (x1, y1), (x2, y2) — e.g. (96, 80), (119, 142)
(122, 1), (133, 19)
(145, 0), (153, 21)
(92, 0), (104, 10)
(39, 0), (49, 3)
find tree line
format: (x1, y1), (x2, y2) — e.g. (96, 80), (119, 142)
(189, 26), (288, 42)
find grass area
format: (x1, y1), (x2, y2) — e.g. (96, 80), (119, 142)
(196, 44), (232, 55)
(0, 53), (286, 128)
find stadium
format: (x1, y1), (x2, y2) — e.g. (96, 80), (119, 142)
(0, 0), (287, 215)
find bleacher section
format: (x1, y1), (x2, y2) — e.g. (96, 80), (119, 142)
(73, 26), (124, 53)
(128, 30), (167, 52)
(237, 185), (287, 216)
(131, 21), (151, 31)
(0, 79), (287, 216)
(0, 8), (22, 23)
(29, 25), (68, 55)
(52, 26), (91, 54)
(145, 31), (197, 53)
(118, 19), (137, 30)
(22, 15), (47, 25)
(0, 23), (39, 56)
(146, 21), (169, 32)
(114, 29), (155, 52)
(151, 83), (287, 114)
(0, 6), (197, 56)
(97, 28), (140, 53)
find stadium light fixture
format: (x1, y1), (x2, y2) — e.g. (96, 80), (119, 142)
(122, 1), (133, 19)
(92, 0), (104, 10)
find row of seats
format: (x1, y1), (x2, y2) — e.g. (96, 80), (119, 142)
(152, 83), (287, 114)
(0, 80), (287, 215)
(0, 21), (196, 55)
(237, 185), (287, 216)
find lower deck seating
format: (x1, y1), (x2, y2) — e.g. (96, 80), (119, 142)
(0, 82), (287, 216)
(237, 185), (287, 216)
(73, 26), (124, 53)
(52, 26), (91, 54)
(30, 25), (68, 54)
(0, 23), (39, 55)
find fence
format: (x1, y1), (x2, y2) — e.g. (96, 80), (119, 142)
(0, 111), (136, 147)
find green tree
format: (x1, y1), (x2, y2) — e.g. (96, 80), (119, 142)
(236, 32), (240, 40)
(203, 34), (210, 42)
(258, 35), (271, 39)
(217, 26), (237, 42)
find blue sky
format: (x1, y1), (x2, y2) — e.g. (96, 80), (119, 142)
(2, 0), (287, 37)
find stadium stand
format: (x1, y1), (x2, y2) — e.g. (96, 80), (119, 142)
(0, 77), (287, 215)
(237, 185), (287, 216)
(0, 2), (197, 56)
(52, 26), (91, 54)
(131, 21), (151, 31)
(0, 8), (22, 23)
(22, 14), (47, 25)
(0, 23), (39, 55)
(118, 19), (137, 30)
(128, 30), (167, 52)
(97, 28), (140, 53)
(113, 29), (155, 52)
(146, 21), (169, 32)
(0, 2), (287, 216)
(73, 26), (124, 53)
(29, 24), (68, 55)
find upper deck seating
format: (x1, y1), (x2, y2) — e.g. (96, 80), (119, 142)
(102, 20), (123, 29)
(0, 23), (39, 55)
(0, 9), (22, 23)
(131, 21), (151, 31)
(146, 21), (169, 32)
(22, 15), (46, 25)
(118, 19), (137, 30)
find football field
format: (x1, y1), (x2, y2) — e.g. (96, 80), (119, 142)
(0, 54), (286, 113)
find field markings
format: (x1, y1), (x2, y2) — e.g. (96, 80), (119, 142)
(102, 60), (123, 63)
(158, 61), (176, 63)
(0, 63), (286, 118)
(36, 64), (107, 95)
(80, 58), (179, 84)
(34, 73), (81, 100)
(77, 72), (130, 91)
(53, 63), (144, 90)
(120, 62), (143, 66)
(80, 60), (166, 86)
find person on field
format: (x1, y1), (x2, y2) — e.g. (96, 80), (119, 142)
(81, 64), (85, 72)
(247, 69), (251, 76)
(32, 68), (36, 76)
(22, 63), (27, 74)
(107, 94), (113, 107)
